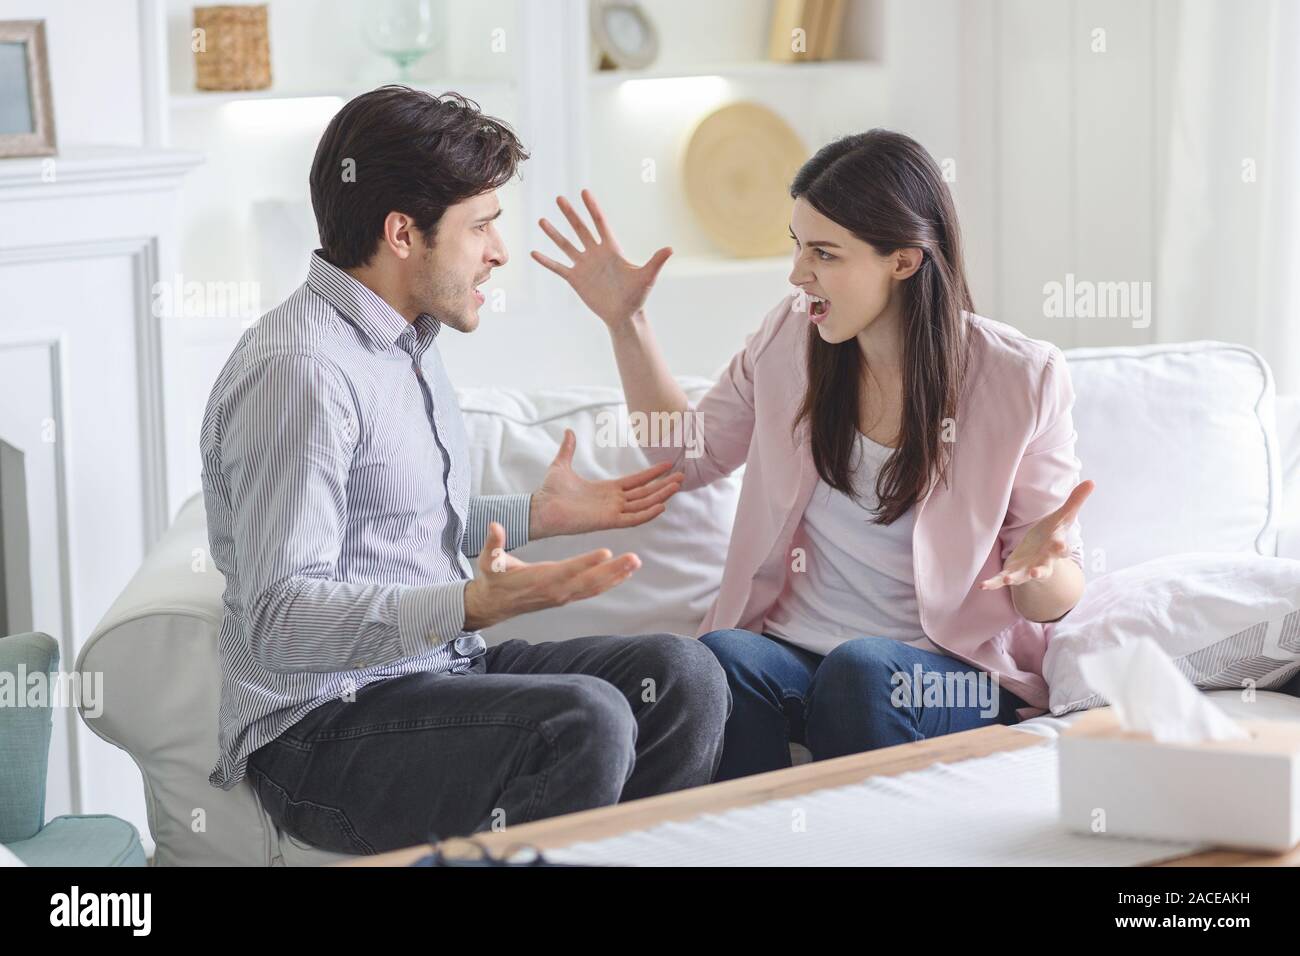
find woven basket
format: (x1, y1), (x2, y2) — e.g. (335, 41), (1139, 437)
(193, 5), (272, 91)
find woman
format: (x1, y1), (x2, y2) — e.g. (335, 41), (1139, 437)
(531, 129), (1093, 780)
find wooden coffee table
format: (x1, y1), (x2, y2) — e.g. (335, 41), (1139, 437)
(343, 722), (1300, 867)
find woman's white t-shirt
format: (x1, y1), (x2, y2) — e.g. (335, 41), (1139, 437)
(762, 431), (942, 657)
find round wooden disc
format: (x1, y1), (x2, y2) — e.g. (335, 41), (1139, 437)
(682, 101), (808, 258)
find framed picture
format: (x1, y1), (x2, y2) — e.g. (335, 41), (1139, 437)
(0, 20), (57, 159)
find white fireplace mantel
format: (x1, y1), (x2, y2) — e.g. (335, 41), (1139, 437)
(0, 143), (201, 839)
(0, 146), (204, 201)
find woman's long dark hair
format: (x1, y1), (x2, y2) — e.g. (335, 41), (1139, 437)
(790, 129), (973, 524)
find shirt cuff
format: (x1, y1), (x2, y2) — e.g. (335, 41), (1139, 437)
(464, 493), (532, 555)
(397, 580), (474, 657)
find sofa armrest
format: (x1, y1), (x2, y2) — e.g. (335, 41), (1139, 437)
(1277, 395), (1300, 559)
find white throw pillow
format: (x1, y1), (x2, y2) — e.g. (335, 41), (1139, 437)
(456, 381), (741, 644)
(1065, 342), (1281, 572)
(1042, 552), (1300, 714)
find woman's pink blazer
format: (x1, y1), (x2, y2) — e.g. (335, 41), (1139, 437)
(641, 295), (1085, 717)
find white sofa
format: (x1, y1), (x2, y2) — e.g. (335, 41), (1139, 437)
(78, 341), (1300, 866)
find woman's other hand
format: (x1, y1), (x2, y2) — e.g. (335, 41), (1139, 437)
(980, 480), (1095, 590)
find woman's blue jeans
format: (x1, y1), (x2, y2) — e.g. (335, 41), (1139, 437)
(699, 629), (1029, 781)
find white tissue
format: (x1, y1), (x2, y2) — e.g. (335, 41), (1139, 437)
(1075, 637), (1250, 743)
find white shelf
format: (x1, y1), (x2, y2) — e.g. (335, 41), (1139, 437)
(169, 78), (515, 110)
(589, 58), (884, 88)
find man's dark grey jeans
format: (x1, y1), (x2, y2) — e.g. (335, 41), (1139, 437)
(245, 633), (731, 855)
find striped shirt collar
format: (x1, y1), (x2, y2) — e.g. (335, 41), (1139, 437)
(306, 250), (442, 350)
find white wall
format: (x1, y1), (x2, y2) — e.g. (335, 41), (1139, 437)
(887, 0), (1176, 347)
(0, 0), (146, 146)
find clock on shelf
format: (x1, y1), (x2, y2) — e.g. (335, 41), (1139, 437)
(590, 0), (659, 72)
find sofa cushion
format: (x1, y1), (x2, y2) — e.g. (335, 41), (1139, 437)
(458, 380), (743, 644)
(1042, 551), (1300, 714)
(1065, 341), (1281, 573)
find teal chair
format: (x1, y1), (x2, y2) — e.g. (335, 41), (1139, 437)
(0, 632), (146, 866)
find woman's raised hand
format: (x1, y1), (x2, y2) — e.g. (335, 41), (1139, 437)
(530, 189), (673, 329)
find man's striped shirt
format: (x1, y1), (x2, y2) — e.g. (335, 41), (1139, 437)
(200, 251), (530, 790)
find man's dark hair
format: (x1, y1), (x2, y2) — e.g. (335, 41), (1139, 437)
(309, 85), (529, 269)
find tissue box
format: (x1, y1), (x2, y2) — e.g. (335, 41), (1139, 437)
(1059, 708), (1300, 853)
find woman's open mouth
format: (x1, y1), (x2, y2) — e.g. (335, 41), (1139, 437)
(808, 294), (830, 324)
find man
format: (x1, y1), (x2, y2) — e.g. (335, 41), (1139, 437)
(200, 86), (729, 855)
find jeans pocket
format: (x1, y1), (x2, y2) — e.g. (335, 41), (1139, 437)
(249, 767), (375, 856)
